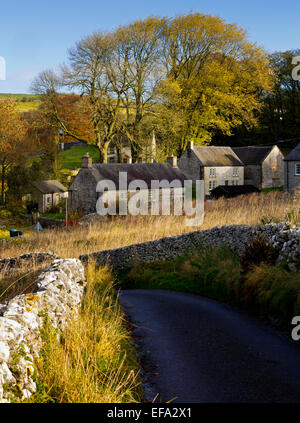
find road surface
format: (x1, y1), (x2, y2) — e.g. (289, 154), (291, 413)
(119, 289), (300, 403)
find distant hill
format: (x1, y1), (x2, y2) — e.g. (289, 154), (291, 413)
(0, 93), (41, 112)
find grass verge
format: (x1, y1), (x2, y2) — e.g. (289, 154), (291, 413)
(119, 245), (300, 328)
(27, 265), (143, 403)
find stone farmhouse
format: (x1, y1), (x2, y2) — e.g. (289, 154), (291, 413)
(178, 142), (244, 196)
(232, 145), (284, 190)
(24, 180), (67, 213)
(284, 143), (300, 192)
(68, 153), (187, 215)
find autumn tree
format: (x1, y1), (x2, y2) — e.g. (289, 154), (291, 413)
(0, 98), (32, 204)
(113, 17), (164, 161)
(156, 13), (273, 155)
(31, 13), (273, 162)
(32, 32), (127, 163)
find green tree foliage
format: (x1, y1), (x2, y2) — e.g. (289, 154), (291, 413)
(261, 49), (300, 140)
(156, 14), (272, 155)
(31, 13), (272, 162)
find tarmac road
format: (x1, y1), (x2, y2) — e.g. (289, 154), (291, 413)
(119, 289), (300, 403)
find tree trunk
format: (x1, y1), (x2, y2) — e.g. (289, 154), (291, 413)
(97, 139), (109, 164)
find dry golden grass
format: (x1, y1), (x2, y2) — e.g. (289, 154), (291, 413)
(0, 257), (57, 302)
(0, 191), (299, 259)
(25, 265), (142, 403)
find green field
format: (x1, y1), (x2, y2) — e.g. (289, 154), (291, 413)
(58, 145), (100, 169)
(0, 93), (41, 111)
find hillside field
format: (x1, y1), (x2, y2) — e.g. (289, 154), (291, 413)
(0, 93), (41, 111)
(58, 145), (100, 170)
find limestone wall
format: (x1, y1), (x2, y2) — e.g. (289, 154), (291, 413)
(0, 258), (86, 402)
(80, 223), (300, 272)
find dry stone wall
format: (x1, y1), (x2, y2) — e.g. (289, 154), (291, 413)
(80, 223), (300, 272)
(0, 258), (86, 402)
(0, 252), (59, 274)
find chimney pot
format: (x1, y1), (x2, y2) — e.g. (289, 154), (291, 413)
(82, 153), (93, 169)
(187, 141), (194, 150)
(167, 156), (177, 167)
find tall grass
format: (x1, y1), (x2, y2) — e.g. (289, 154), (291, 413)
(0, 191), (299, 260)
(0, 257), (55, 302)
(119, 245), (300, 326)
(27, 265), (143, 403)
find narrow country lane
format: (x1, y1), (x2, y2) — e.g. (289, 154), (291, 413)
(119, 289), (300, 403)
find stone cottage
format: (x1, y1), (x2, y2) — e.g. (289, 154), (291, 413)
(284, 143), (300, 192)
(26, 180), (67, 213)
(178, 142), (244, 196)
(68, 153), (187, 215)
(232, 145), (284, 190)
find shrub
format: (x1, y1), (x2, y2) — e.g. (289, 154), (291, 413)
(243, 264), (300, 322)
(286, 208), (300, 226)
(240, 233), (277, 273)
(0, 209), (12, 218)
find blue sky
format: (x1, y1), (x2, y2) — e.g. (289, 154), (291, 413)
(1, 0), (300, 93)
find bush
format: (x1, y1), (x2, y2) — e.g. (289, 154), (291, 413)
(243, 264), (300, 322)
(240, 233), (277, 273)
(0, 208), (12, 218)
(286, 208), (300, 226)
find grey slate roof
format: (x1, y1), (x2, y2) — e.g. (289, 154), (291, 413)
(284, 143), (300, 161)
(232, 146), (275, 165)
(33, 180), (67, 194)
(191, 146), (244, 167)
(87, 163), (187, 190)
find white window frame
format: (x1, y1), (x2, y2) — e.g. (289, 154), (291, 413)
(233, 168), (239, 177)
(295, 163), (300, 176)
(209, 168), (216, 178)
(209, 180), (217, 191)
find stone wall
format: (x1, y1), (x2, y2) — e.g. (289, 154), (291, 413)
(0, 252), (59, 274)
(80, 223), (300, 272)
(285, 161), (300, 191)
(262, 146), (284, 189)
(244, 165), (261, 189)
(0, 258), (86, 402)
(68, 168), (98, 214)
(178, 148), (244, 195)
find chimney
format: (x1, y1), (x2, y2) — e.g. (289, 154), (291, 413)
(82, 153), (93, 169)
(187, 141), (194, 150)
(167, 156), (177, 167)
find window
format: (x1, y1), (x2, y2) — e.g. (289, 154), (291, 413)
(209, 180), (217, 191)
(224, 180), (229, 186)
(295, 163), (300, 176)
(209, 168), (216, 178)
(232, 180), (238, 186)
(109, 147), (115, 155)
(233, 168), (239, 177)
